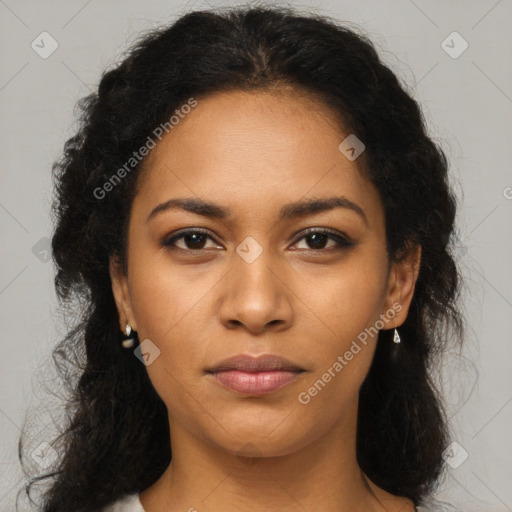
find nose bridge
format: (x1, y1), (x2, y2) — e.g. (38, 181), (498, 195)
(217, 236), (293, 332)
(232, 236), (280, 304)
(235, 239), (276, 295)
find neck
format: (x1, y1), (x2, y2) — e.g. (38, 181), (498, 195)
(139, 398), (415, 512)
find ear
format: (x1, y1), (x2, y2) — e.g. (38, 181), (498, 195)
(109, 256), (138, 332)
(382, 243), (422, 328)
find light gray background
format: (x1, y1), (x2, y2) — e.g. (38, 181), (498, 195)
(1, 0), (511, 511)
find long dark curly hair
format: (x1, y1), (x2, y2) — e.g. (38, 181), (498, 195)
(17, 5), (464, 511)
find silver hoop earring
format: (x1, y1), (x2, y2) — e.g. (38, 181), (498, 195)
(122, 324), (135, 349)
(393, 328), (401, 344)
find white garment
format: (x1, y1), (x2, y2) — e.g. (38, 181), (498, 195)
(102, 493), (144, 512)
(102, 492), (464, 511)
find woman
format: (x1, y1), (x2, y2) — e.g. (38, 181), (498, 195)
(20, 5), (464, 512)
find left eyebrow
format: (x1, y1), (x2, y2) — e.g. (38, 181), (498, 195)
(279, 196), (368, 226)
(146, 196), (368, 226)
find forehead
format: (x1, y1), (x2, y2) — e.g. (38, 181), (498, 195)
(133, 89), (383, 227)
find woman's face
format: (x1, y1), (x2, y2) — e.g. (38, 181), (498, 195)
(111, 88), (419, 458)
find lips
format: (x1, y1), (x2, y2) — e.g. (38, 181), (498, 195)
(206, 353), (304, 373)
(206, 354), (305, 395)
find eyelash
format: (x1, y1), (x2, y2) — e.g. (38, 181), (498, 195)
(161, 227), (354, 253)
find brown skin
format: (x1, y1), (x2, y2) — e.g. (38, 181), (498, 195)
(110, 88), (421, 512)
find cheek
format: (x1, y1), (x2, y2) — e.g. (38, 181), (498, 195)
(334, 266), (387, 333)
(292, 252), (388, 405)
(297, 252), (388, 344)
(130, 279), (207, 369)
(127, 266), (208, 421)
(293, 272), (384, 427)
(128, 246), (211, 340)
(127, 249), (224, 393)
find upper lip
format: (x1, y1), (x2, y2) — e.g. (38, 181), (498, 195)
(206, 354), (304, 373)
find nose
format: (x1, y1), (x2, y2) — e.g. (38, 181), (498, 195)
(217, 251), (294, 335)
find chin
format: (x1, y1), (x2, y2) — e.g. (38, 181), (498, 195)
(206, 421), (314, 459)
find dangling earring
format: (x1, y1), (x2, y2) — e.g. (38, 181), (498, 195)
(393, 328), (401, 344)
(122, 324), (135, 349)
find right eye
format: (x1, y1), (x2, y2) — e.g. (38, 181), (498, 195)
(161, 229), (223, 251)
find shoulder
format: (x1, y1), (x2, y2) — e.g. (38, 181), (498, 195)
(102, 493), (145, 512)
(416, 495), (464, 512)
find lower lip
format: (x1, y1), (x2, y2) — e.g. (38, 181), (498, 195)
(209, 370), (303, 394)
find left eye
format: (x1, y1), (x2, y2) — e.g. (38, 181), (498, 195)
(161, 229), (353, 252)
(293, 229), (352, 251)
